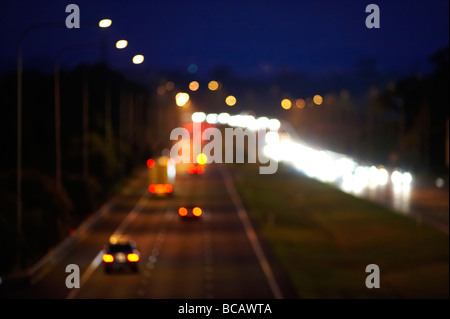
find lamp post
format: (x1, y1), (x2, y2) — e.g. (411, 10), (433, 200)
(54, 38), (132, 189)
(16, 22), (62, 268)
(16, 20), (111, 268)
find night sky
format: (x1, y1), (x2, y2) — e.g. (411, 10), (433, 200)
(0, 0), (448, 77)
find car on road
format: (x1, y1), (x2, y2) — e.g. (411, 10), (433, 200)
(102, 235), (140, 273)
(178, 206), (203, 220)
(187, 163), (205, 175)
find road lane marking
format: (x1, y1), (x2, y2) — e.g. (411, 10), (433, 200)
(219, 164), (284, 299)
(135, 209), (174, 298)
(66, 192), (148, 299)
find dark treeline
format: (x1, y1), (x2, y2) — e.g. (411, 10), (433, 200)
(287, 47), (449, 178)
(0, 63), (158, 273)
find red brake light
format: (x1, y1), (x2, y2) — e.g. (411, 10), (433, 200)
(192, 207), (202, 217)
(187, 164), (196, 174)
(147, 159), (155, 168)
(149, 184), (173, 194)
(102, 254), (114, 263)
(178, 207), (188, 216)
(127, 253), (140, 262)
(196, 165), (205, 174)
(164, 184), (173, 193)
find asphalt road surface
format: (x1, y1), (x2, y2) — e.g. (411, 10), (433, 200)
(2, 163), (295, 299)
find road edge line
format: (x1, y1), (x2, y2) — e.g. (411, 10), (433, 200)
(219, 164), (284, 299)
(66, 192), (148, 299)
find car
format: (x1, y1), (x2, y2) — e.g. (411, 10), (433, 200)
(102, 235), (140, 273)
(187, 163), (205, 175)
(178, 206), (203, 220)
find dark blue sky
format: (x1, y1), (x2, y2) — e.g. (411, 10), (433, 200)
(0, 0), (448, 77)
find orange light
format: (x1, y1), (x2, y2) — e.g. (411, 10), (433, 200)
(196, 165), (205, 174)
(102, 254), (114, 263)
(296, 98), (305, 109)
(148, 184), (173, 193)
(192, 207), (202, 217)
(313, 94), (323, 106)
(147, 158), (155, 168)
(189, 81), (199, 91)
(164, 184), (173, 193)
(225, 95), (237, 106)
(281, 99), (292, 109)
(208, 80), (219, 91)
(127, 253), (140, 262)
(187, 164), (196, 174)
(178, 207), (188, 216)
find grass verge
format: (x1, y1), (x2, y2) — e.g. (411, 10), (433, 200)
(231, 163), (449, 298)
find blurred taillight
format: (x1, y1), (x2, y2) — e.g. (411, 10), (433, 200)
(196, 165), (205, 174)
(164, 184), (173, 193)
(187, 164), (196, 174)
(193, 207), (202, 217)
(149, 184), (173, 193)
(127, 253), (140, 262)
(102, 254), (114, 263)
(147, 158), (155, 168)
(179, 207), (188, 216)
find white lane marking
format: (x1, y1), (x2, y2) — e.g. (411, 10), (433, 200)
(203, 224), (214, 298)
(219, 165), (284, 299)
(66, 192), (148, 299)
(135, 209), (174, 298)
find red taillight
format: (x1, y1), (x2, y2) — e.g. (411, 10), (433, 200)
(127, 253), (140, 262)
(187, 164), (196, 174)
(164, 184), (173, 193)
(102, 254), (114, 263)
(178, 207), (188, 217)
(196, 165), (205, 174)
(147, 158), (155, 168)
(149, 184), (173, 194)
(192, 207), (202, 217)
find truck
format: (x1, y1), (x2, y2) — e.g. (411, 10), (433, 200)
(147, 156), (176, 197)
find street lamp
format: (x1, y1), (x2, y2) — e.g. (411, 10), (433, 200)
(16, 19), (112, 268)
(99, 19), (112, 28)
(132, 54), (144, 64)
(115, 40), (128, 49)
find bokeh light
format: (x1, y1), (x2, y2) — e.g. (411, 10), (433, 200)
(313, 94), (323, 105)
(208, 80), (219, 91)
(225, 95), (237, 106)
(281, 99), (292, 109)
(189, 81), (199, 91)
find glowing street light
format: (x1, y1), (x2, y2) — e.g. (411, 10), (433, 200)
(132, 54), (144, 64)
(225, 95), (237, 106)
(175, 92), (190, 107)
(99, 19), (112, 28)
(313, 94), (323, 106)
(281, 98), (292, 109)
(296, 98), (305, 109)
(189, 81), (199, 91)
(115, 40), (128, 49)
(208, 80), (219, 91)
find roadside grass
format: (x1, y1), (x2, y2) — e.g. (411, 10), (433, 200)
(230, 163), (449, 298)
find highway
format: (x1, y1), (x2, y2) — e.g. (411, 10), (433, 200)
(3, 163), (294, 299)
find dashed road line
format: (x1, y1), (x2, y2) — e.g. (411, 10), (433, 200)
(135, 209), (174, 298)
(66, 192), (148, 299)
